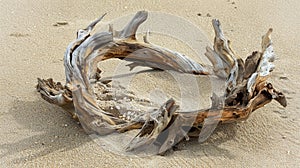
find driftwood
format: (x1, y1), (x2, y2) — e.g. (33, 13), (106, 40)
(36, 11), (286, 154)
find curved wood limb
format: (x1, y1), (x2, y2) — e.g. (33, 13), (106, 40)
(36, 11), (287, 154)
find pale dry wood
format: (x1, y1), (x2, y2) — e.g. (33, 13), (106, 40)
(36, 11), (286, 154)
(123, 20), (286, 153)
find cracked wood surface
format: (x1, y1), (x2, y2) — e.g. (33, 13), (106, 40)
(36, 11), (286, 154)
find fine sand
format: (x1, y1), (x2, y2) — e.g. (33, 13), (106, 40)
(1, 0), (299, 167)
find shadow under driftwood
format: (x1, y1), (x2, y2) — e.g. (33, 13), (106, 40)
(170, 122), (238, 159)
(1, 99), (91, 164)
(3, 97), (241, 160)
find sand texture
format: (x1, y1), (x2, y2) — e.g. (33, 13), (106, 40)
(1, 0), (299, 167)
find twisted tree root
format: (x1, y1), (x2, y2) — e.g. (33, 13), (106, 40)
(36, 11), (286, 154)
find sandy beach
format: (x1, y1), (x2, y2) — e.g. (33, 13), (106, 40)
(1, 0), (299, 167)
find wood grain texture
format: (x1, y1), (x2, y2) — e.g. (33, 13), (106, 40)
(36, 11), (286, 154)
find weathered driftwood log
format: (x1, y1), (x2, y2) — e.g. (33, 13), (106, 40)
(36, 11), (286, 154)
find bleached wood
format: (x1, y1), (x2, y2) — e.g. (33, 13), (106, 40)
(36, 11), (287, 154)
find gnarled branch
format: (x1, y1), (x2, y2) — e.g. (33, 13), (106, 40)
(36, 11), (286, 154)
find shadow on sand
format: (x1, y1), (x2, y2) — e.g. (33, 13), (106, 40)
(3, 90), (239, 163)
(1, 99), (91, 163)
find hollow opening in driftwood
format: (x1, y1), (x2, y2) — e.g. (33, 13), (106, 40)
(96, 58), (214, 112)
